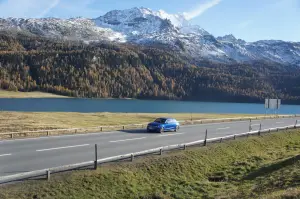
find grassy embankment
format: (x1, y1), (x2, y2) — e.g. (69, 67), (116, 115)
(1, 129), (300, 199)
(0, 89), (68, 98)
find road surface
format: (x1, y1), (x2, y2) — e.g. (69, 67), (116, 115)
(0, 117), (299, 177)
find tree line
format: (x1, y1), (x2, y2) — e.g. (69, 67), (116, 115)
(1, 30), (300, 104)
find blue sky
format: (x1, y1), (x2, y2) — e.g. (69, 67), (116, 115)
(0, 0), (299, 42)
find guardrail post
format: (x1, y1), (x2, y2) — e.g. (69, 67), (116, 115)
(47, 131), (49, 136)
(131, 154), (134, 162)
(183, 144), (187, 150)
(234, 135), (236, 140)
(123, 126), (125, 130)
(258, 124), (262, 136)
(249, 120), (252, 132)
(11, 133), (13, 139)
(160, 148), (163, 155)
(295, 120), (298, 128)
(220, 138), (223, 143)
(100, 127), (103, 131)
(75, 129), (77, 134)
(204, 129), (208, 146)
(259, 124), (262, 131)
(47, 170), (51, 181)
(94, 144), (98, 170)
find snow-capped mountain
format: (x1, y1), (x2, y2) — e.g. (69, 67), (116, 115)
(0, 17), (126, 42)
(93, 7), (233, 62)
(94, 7), (179, 42)
(0, 7), (299, 66)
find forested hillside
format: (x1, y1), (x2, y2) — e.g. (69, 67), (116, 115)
(1, 31), (300, 103)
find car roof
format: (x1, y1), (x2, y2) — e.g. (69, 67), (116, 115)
(157, 117), (175, 120)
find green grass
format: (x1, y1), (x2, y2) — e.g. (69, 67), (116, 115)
(0, 89), (68, 98)
(1, 130), (300, 199)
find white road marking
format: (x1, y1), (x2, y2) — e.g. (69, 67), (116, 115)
(0, 131), (119, 143)
(159, 132), (185, 137)
(276, 122), (284, 124)
(110, 137), (146, 143)
(36, 144), (90, 152)
(0, 153), (11, 157)
(251, 124), (261, 126)
(217, 127), (230, 130)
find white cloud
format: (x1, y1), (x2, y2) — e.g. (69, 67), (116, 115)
(183, 0), (222, 20)
(0, 0), (60, 18)
(37, 0), (60, 18)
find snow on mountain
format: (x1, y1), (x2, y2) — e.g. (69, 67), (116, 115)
(93, 7), (230, 61)
(217, 35), (257, 61)
(94, 7), (176, 38)
(0, 17), (126, 42)
(154, 9), (189, 28)
(217, 34), (246, 45)
(247, 40), (300, 65)
(217, 35), (300, 65)
(0, 7), (299, 66)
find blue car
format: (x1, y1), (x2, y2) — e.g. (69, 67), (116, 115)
(147, 118), (180, 133)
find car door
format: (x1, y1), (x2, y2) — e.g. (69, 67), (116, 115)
(167, 119), (175, 130)
(165, 119), (172, 130)
(170, 119), (176, 130)
(174, 119), (179, 127)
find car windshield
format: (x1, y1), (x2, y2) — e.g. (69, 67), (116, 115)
(154, 118), (167, 123)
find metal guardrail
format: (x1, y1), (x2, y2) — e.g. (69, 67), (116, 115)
(0, 123), (298, 184)
(0, 115), (297, 139)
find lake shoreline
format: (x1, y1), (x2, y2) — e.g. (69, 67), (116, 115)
(0, 90), (69, 98)
(1, 90), (300, 105)
(0, 98), (297, 114)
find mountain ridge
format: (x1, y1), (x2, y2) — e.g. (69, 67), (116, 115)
(0, 7), (299, 67)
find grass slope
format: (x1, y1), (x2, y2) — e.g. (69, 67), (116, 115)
(0, 112), (259, 133)
(0, 90), (68, 98)
(1, 130), (300, 199)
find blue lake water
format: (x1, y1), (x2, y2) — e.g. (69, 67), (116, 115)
(0, 98), (299, 114)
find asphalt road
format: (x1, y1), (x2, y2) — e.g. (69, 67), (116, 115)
(0, 117), (299, 177)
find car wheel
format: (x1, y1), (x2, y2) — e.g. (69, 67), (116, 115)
(174, 126), (179, 132)
(159, 127), (164, 133)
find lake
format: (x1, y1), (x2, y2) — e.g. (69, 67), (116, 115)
(0, 98), (299, 114)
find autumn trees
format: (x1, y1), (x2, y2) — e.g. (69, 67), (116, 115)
(1, 30), (300, 103)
